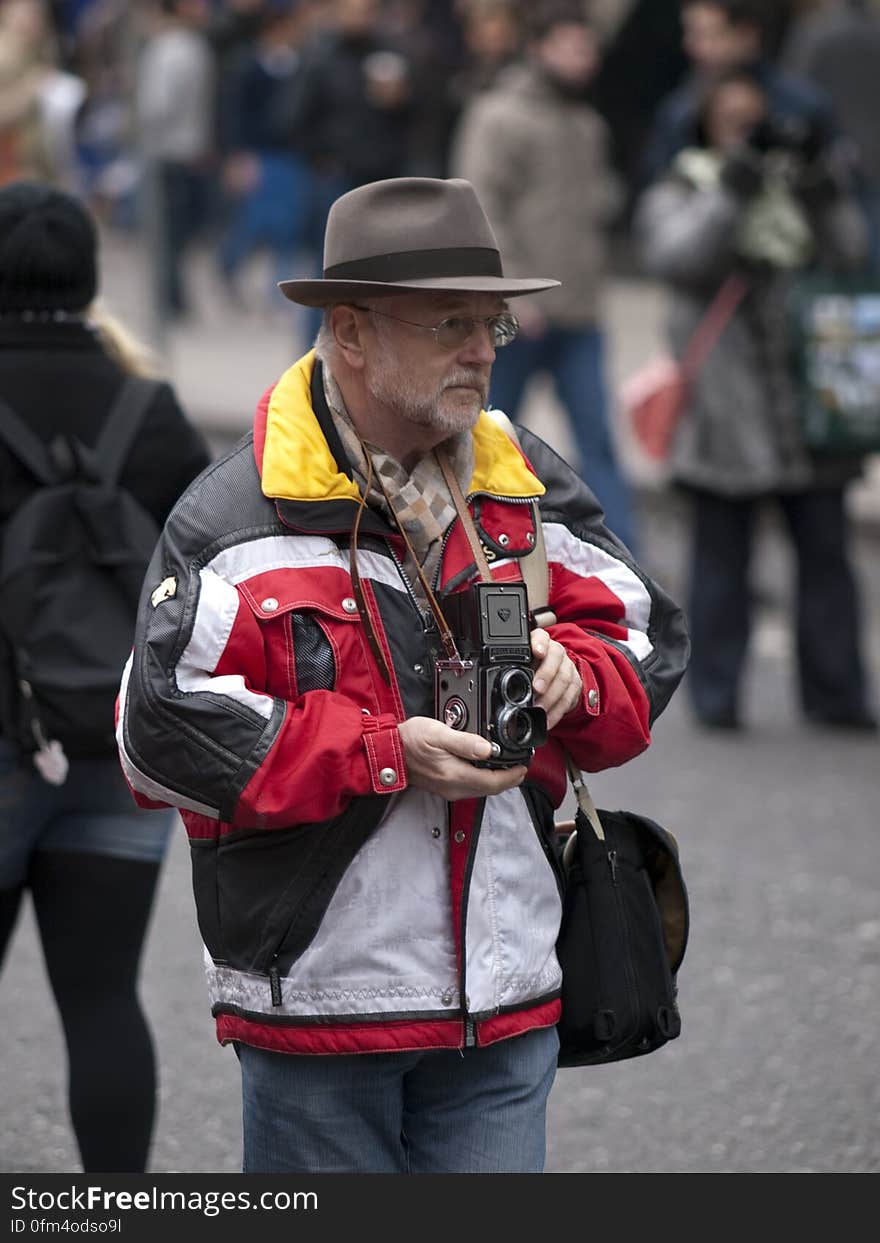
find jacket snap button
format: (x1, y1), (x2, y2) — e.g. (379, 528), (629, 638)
(526, 531), (535, 546)
(261, 597), (279, 612)
(342, 597), (358, 614)
(379, 767), (397, 786)
(454, 829), (465, 844)
(431, 826), (441, 839)
(587, 688), (599, 709)
(441, 990), (454, 1006)
(413, 663), (424, 674)
(498, 533), (509, 547)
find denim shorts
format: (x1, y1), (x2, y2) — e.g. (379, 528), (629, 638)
(0, 738), (177, 889)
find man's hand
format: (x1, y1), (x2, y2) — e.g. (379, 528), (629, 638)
(398, 717), (527, 801)
(530, 628), (583, 729)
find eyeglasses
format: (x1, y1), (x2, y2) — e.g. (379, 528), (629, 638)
(351, 305), (519, 349)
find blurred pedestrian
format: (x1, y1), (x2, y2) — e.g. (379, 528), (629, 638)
(136, 0), (216, 319)
(0, 0), (77, 187)
(783, 0), (880, 271)
(0, 181), (211, 1172)
(277, 0), (414, 342)
(116, 174), (689, 1174)
(635, 67), (876, 730)
(641, 0), (836, 185)
(446, 0), (522, 135)
(216, 0), (312, 308)
(451, 1), (637, 551)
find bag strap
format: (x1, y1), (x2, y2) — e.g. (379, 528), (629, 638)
(0, 378), (160, 491)
(437, 433), (606, 841)
(436, 445), (494, 581)
(94, 377), (161, 487)
(679, 272), (750, 381)
(0, 396), (59, 485)
(483, 410), (558, 630)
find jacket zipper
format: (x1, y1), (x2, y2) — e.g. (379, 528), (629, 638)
(434, 492), (537, 593)
(269, 959), (283, 1007)
(385, 538), (433, 631)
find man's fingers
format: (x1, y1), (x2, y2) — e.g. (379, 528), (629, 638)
(432, 724), (493, 762)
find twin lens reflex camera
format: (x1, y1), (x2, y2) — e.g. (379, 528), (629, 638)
(434, 581), (547, 769)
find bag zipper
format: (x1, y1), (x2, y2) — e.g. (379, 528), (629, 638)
(604, 844), (641, 1053)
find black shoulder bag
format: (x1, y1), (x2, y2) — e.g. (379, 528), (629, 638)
(478, 414), (690, 1068)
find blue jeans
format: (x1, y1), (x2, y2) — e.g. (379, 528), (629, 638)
(237, 1024), (559, 1173)
(0, 740), (175, 888)
(489, 325), (637, 552)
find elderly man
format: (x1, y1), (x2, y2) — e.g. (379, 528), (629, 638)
(117, 177), (689, 1174)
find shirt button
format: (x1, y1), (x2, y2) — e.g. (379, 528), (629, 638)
(379, 767), (397, 786)
(261, 597), (279, 612)
(587, 688), (599, 710)
(454, 829), (465, 844)
(441, 990), (454, 1006)
(342, 597), (358, 614)
(431, 826), (441, 839)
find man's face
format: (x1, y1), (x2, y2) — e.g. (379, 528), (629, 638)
(356, 292), (504, 437)
(705, 79), (766, 149)
(682, 4), (762, 73)
(534, 22), (598, 91)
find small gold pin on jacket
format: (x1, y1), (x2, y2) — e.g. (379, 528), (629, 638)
(151, 576), (177, 607)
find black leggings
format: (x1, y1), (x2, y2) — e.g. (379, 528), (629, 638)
(0, 850), (162, 1173)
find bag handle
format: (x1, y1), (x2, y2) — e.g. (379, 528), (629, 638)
(679, 272), (750, 381)
(438, 430), (606, 842)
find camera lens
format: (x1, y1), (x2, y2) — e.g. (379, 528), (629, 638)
(499, 667), (532, 707)
(497, 705), (533, 749)
(443, 697), (469, 730)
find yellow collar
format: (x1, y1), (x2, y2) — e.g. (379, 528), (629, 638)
(260, 351), (545, 504)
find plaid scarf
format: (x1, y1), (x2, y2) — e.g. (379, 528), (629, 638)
(323, 365), (474, 606)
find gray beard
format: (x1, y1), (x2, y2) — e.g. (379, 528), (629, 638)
(365, 354), (488, 435)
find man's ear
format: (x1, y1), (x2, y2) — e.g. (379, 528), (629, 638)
(331, 305), (366, 370)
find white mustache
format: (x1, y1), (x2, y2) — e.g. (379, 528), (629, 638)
(443, 371), (489, 397)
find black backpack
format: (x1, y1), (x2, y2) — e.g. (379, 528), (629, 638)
(0, 378), (161, 776)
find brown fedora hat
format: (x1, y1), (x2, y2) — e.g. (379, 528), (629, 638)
(278, 177), (560, 307)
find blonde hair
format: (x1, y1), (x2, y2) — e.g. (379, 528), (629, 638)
(86, 301), (161, 378)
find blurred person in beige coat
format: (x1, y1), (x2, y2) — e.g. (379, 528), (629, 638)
(0, 0), (66, 186)
(450, 0), (636, 552)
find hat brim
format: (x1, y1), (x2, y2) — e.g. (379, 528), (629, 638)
(277, 274), (561, 308)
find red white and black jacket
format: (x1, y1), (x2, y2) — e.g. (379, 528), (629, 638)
(117, 352), (689, 1056)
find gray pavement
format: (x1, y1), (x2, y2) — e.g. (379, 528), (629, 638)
(1, 232), (878, 1174)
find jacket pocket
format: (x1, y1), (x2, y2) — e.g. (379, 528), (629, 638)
(237, 581), (364, 703)
(191, 795), (387, 980)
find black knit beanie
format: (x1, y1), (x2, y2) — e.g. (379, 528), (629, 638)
(0, 181), (98, 314)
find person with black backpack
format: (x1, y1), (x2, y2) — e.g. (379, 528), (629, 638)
(0, 181), (211, 1172)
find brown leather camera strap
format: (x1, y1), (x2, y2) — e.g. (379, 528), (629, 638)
(349, 451), (393, 683)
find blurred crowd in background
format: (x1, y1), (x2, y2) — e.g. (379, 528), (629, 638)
(0, 0), (878, 730)
(1, 0), (877, 310)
